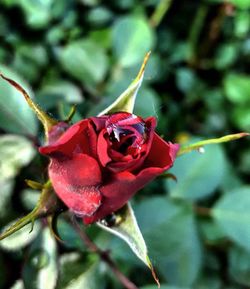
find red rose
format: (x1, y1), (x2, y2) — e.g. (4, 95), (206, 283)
(39, 112), (179, 224)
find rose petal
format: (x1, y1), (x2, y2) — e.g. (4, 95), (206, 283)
(49, 154), (102, 216)
(97, 130), (112, 167)
(83, 167), (164, 224)
(40, 119), (98, 158)
(145, 132), (180, 170)
(83, 134), (179, 224)
(90, 116), (107, 131)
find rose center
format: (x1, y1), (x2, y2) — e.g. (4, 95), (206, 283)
(106, 114), (149, 155)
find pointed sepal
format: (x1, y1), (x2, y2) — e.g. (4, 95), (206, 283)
(0, 73), (58, 140)
(0, 181), (66, 241)
(97, 202), (160, 287)
(177, 132), (249, 156)
(98, 52), (151, 116)
(25, 179), (44, 190)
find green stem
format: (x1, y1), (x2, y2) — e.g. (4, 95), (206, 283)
(149, 0), (172, 28)
(187, 4), (208, 64)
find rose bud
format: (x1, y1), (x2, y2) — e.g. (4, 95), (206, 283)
(39, 112), (179, 224)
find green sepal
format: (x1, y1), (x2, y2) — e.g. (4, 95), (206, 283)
(98, 52), (151, 116)
(97, 202), (160, 287)
(177, 132), (249, 157)
(0, 73), (58, 141)
(25, 179), (44, 190)
(0, 181), (66, 241)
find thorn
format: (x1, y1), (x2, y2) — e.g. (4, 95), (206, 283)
(29, 218), (35, 233)
(160, 173), (177, 182)
(47, 214), (64, 244)
(65, 104), (77, 123)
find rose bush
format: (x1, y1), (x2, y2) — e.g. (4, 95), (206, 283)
(39, 112), (179, 224)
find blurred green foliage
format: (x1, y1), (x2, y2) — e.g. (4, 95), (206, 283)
(0, 0), (250, 288)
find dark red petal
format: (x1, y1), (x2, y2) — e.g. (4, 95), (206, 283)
(39, 120), (88, 156)
(39, 119), (98, 158)
(83, 134), (179, 224)
(83, 167), (164, 224)
(48, 122), (70, 144)
(145, 132), (180, 170)
(49, 154), (102, 216)
(90, 116), (108, 131)
(97, 130), (111, 167)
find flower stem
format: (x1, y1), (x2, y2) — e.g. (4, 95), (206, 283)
(71, 216), (139, 289)
(149, 0), (172, 27)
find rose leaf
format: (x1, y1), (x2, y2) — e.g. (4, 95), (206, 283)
(22, 227), (58, 289)
(0, 134), (36, 182)
(57, 253), (103, 289)
(212, 186), (250, 251)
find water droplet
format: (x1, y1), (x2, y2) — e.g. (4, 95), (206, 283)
(198, 147), (205, 154)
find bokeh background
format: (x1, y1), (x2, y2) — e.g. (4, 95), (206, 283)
(0, 0), (250, 288)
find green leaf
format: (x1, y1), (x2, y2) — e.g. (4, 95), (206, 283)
(97, 203), (159, 285)
(57, 253), (103, 289)
(229, 0), (250, 9)
(58, 39), (108, 86)
(0, 219), (41, 251)
(134, 87), (160, 117)
(23, 227), (58, 289)
(0, 73), (58, 140)
(199, 219), (226, 243)
(0, 134), (36, 181)
(177, 133), (249, 156)
(0, 66), (38, 135)
(175, 68), (197, 94)
(224, 73), (250, 104)
(239, 149), (250, 174)
(167, 143), (225, 200)
(87, 7), (113, 27)
(56, 219), (84, 250)
(234, 10), (250, 38)
(229, 245), (250, 286)
(212, 186), (250, 251)
(10, 280), (25, 289)
(21, 189), (40, 211)
(98, 52), (150, 115)
(220, 157), (243, 193)
(112, 15), (155, 67)
(135, 197), (202, 286)
(36, 81), (84, 110)
(0, 180), (14, 218)
(214, 44), (238, 69)
(232, 105), (250, 131)
(18, 0), (54, 29)
(194, 275), (222, 289)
